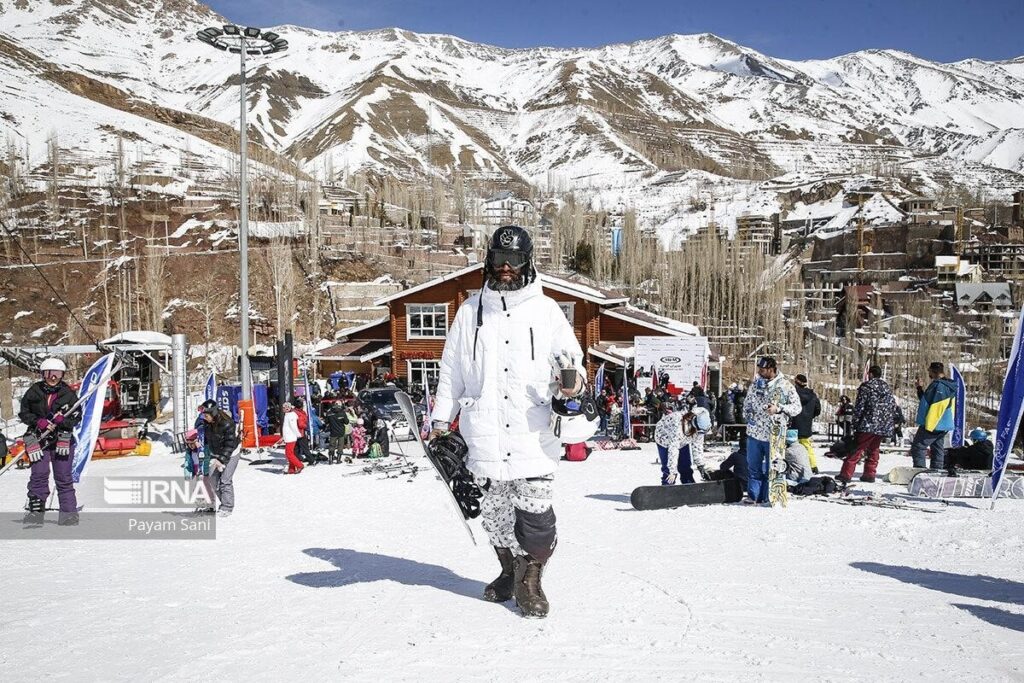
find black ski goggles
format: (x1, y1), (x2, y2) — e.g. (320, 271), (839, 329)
(488, 249), (529, 269)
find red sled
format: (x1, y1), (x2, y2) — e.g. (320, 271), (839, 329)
(563, 442), (591, 462)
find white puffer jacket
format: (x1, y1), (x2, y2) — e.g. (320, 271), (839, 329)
(432, 278), (584, 480)
(281, 411), (300, 444)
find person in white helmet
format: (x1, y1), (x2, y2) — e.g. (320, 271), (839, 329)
(19, 358), (81, 525)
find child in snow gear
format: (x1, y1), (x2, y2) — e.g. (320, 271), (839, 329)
(202, 404), (240, 515)
(351, 418), (367, 456)
(783, 429), (813, 485)
(182, 429), (215, 512)
(429, 225), (584, 618)
(19, 358), (81, 525)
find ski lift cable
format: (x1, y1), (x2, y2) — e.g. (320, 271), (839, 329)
(0, 216), (130, 364)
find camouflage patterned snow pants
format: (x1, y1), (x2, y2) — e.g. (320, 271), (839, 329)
(475, 474), (557, 562)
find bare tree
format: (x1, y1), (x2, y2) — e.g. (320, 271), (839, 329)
(266, 237), (297, 339)
(142, 251), (167, 331)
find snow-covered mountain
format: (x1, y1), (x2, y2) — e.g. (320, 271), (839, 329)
(2, 0), (1023, 192)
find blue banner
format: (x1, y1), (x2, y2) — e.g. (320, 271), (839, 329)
(253, 383), (269, 430)
(302, 372), (319, 439)
(71, 353), (116, 483)
(204, 372), (216, 402)
(216, 385), (242, 423)
(992, 303), (1024, 502)
(950, 365), (966, 448)
(621, 381), (631, 439)
(594, 363), (605, 398)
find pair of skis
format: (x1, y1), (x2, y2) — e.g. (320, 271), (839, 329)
(807, 494), (944, 514)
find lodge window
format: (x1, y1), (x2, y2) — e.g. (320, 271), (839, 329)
(408, 360), (441, 388)
(558, 302), (574, 323)
(407, 304), (448, 339)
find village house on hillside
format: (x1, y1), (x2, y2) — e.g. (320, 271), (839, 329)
(314, 263), (721, 390)
(480, 191), (535, 227)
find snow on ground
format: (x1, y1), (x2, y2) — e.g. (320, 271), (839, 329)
(2, 435), (1022, 681)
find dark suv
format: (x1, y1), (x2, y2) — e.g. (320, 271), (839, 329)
(357, 387), (423, 441)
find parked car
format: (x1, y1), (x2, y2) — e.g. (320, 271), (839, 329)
(357, 387), (423, 441)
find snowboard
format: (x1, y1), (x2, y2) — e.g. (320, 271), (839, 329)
(395, 391), (477, 545)
(631, 478), (744, 510)
(884, 466), (931, 485)
(909, 471), (1024, 499)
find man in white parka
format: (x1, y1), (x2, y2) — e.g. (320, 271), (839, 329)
(429, 225), (586, 619)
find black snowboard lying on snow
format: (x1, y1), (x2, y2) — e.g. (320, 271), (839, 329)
(631, 478), (744, 510)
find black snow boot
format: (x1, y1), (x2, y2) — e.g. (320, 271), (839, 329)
(513, 554), (549, 618)
(483, 547), (515, 603)
(23, 495), (45, 527)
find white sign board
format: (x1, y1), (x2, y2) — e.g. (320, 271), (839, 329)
(634, 336), (710, 391)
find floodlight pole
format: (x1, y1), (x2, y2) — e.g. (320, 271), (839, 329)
(196, 25), (287, 399)
(238, 33), (251, 399)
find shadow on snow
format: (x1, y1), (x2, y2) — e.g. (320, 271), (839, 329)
(852, 562), (1024, 633)
(287, 547), (487, 600)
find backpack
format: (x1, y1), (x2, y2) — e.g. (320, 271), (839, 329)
(790, 476), (838, 496)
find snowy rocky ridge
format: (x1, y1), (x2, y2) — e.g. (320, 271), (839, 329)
(1, 0), (1023, 193)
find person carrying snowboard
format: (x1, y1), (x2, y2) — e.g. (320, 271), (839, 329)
(429, 225), (588, 619)
(19, 358), (81, 526)
(743, 356), (802, 504)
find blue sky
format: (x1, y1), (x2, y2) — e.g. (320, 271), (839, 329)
(205, 0), (1023, 63)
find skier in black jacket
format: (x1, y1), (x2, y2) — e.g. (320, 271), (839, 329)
(325, 403), (349, 464)
(20, 358), (81, 525)
(791, 374), (821, 473)
(200, 400), (240, 517)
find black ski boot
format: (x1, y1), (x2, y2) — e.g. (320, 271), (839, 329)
(513, 554), (549, 618)
(23, 495), (45, 527)
(58, 511), (80, 526)
(483, 547), (515, 602)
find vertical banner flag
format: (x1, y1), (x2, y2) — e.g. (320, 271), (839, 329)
(204, 371), (217, 402)
(992, 303), (1024, 505)
(302, 371), (319, 441)
(651, 364), (658, 392)
(701, 361), (709, 391)
(621, 381), (631, 441)
(421, 377), (432, 440)
(71, 352), (116, 483)
(862, 361), (871, 384)
(950, 365), (966, 448)
(594, 363), (606, 399)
